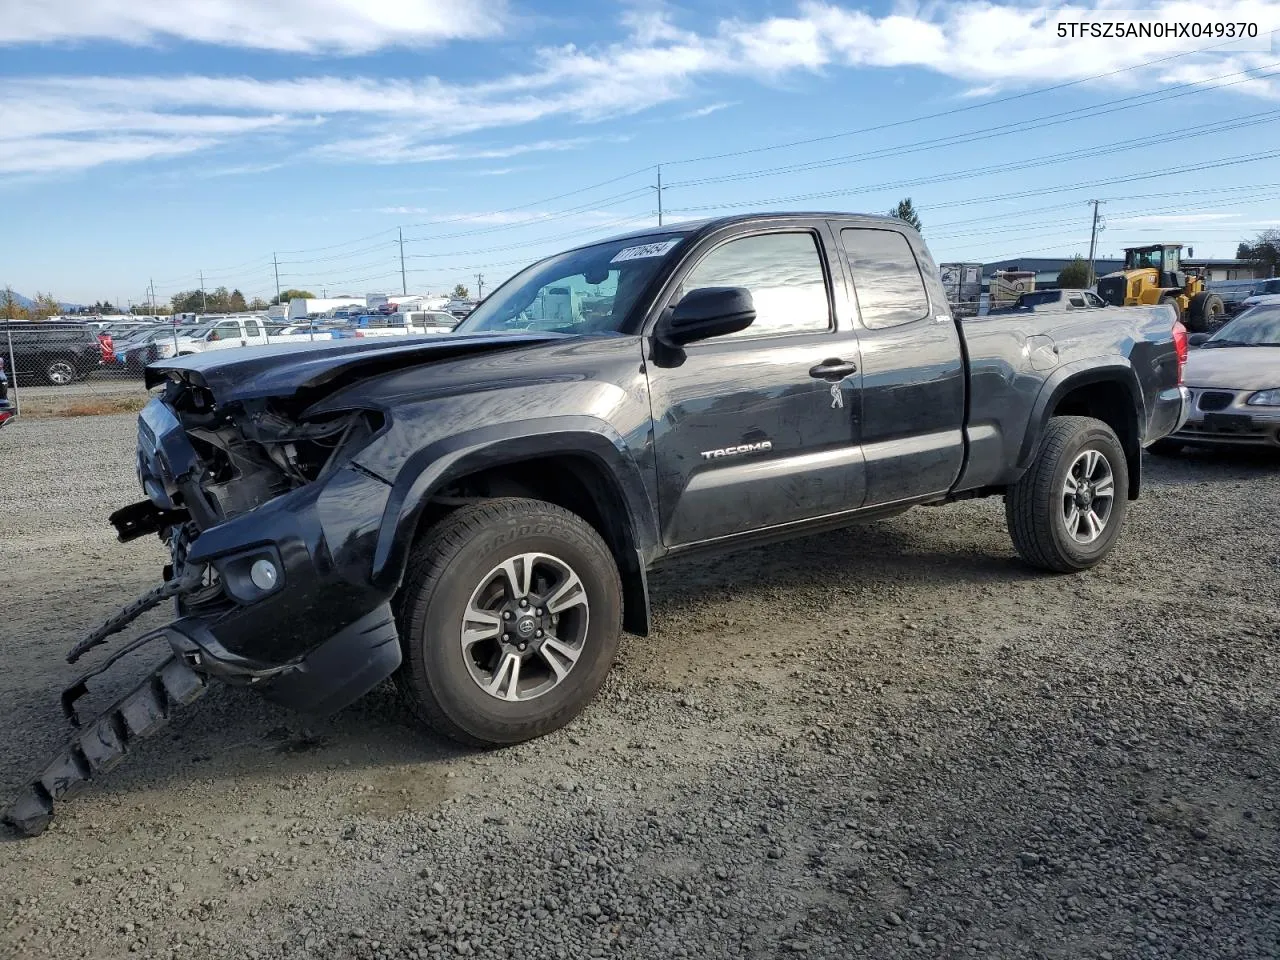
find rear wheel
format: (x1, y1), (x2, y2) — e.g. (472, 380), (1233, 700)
(393, 498), (622, 747)
(1187, 292), (1226, 333)
(1006, 416), (1129, 572)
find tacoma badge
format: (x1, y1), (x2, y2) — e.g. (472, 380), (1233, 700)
(700, 441), (773, 460)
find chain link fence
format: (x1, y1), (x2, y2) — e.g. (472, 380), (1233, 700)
(1, 320), (155, 420)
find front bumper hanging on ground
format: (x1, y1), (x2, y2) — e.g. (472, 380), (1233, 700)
(2, 657), (209, 837)
(2, 570), (401, 838)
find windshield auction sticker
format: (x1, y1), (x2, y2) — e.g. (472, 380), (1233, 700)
(611, 239), (682, 263)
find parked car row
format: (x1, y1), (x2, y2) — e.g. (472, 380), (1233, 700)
(0, 321), (104, 385)
(1207, 277), (1280, 316)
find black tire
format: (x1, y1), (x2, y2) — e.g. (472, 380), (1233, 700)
(44, 358), (77, 386)
(1147, 439), (1183, 457)
(1005, 416), (1130, 573)
(1186, 292), (1226, 333)
(393, 497), (622, 747)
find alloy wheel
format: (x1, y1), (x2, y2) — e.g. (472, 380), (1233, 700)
(459, 552), (589, 702)
(1062, 449), (1115, 544)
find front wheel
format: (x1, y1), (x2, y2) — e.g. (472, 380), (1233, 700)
(1005, 416), (1129, 572)
(44, 359), (77, 385)
(394, 498), (622, 747)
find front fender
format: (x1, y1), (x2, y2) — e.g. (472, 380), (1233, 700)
(366, 415), (658, 591)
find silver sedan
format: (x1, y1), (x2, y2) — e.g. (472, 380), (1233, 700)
(1156, 303), (1280, 452)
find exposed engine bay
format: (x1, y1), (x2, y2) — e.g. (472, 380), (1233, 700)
(145, 376), (382, 534)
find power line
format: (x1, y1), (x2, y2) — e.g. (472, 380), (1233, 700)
(666, 116), (1280, 216)
(400, 187), (654, 244)
(666, 63), (1280, 190)
(663, 37), (1251, 166)
(276, 240), (398, 266)
(925, 183), (1280, 232)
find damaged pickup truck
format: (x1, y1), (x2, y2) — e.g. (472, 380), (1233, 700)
(4, 213), (1192, 835)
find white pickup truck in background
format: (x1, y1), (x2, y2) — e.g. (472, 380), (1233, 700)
(151, 315), (329, 359)
(351, 310), (459, 338)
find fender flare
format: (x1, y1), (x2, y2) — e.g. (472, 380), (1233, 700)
(1016, 359), (1146, 498)
(367, 415), (658, 632)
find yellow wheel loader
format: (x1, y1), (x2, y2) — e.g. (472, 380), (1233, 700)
(1095, 243), (1226, 332)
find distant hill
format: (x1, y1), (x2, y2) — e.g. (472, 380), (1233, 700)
(3, 289), (83, 311)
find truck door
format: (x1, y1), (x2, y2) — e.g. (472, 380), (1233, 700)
(646, 224), (866, 548)
(207, 319), (243, 351)
(243, 317), (267, 345)
(836, 226), (965, 505)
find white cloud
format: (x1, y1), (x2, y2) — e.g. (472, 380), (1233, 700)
(4, 0), (1280, 177)
(0, 0), (508, 54)
(312, 135), (614, 164)
(679, 101), (739, 119)
(1117, 212), (1244, 225)
(0, 136), (215, 174)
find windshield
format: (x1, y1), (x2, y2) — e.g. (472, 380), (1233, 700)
(1206, 305), (1280, 346)
(1125, 248), (1165, 270)
(456, 233), (688, 335)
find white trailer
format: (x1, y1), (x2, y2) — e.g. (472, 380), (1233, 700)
(288, 297), (364, 321)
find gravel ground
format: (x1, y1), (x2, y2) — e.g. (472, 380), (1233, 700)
(1, 414), (1278, 960)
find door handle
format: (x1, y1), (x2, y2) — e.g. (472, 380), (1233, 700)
(809, 358), (858, 381)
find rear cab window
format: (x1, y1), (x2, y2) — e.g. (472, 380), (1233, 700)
(839, 228), (931, 329)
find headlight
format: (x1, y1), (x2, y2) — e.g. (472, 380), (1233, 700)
(1246, 388), (1280, 406)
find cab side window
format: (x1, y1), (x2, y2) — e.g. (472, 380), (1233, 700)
(840, 228), (930, 329)
(679, 232), (831, 338)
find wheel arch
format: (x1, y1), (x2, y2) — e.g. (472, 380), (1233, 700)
(371, 417), (658, 636)
(1018, 362), (1145, 499)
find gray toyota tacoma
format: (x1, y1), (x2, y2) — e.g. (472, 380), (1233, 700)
(4, 213), (1191, 835)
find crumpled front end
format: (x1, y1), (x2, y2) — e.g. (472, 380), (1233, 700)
(119, 375), (404, 706)
(3, 374), (404, 837)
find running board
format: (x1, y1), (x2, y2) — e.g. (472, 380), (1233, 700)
(2, 657), (208, 838)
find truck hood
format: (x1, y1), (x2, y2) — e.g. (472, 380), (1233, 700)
(1183, 346), (1280, 391)
(145, 332), (570, 402)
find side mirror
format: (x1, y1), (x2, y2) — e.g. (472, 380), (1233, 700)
(1188, 332), (1210, 347)
(663, 287), (756, 345)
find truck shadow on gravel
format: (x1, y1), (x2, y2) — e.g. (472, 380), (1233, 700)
(648, 513), (1042, 604)
(2, 516), (1036, 831)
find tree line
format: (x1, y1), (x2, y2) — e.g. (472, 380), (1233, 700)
(1, 288), (60, 321)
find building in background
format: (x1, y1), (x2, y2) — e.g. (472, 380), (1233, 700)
(1181, 257), (1269, 282)
(981, 257), (1125, 292)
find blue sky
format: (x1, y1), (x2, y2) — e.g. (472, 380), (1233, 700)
(2, 0), (1280, 306)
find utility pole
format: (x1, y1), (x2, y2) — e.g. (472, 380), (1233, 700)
(474, 273), (484, 299)
(272, 253), (281, 308)
(1086, 199), (1105, 287)
(399, 227), (408, 296)
(199, 270), (207, 314)
(655, 164), (664, 227)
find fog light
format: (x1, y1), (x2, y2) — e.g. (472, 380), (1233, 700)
(249, 558), (279, 591)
